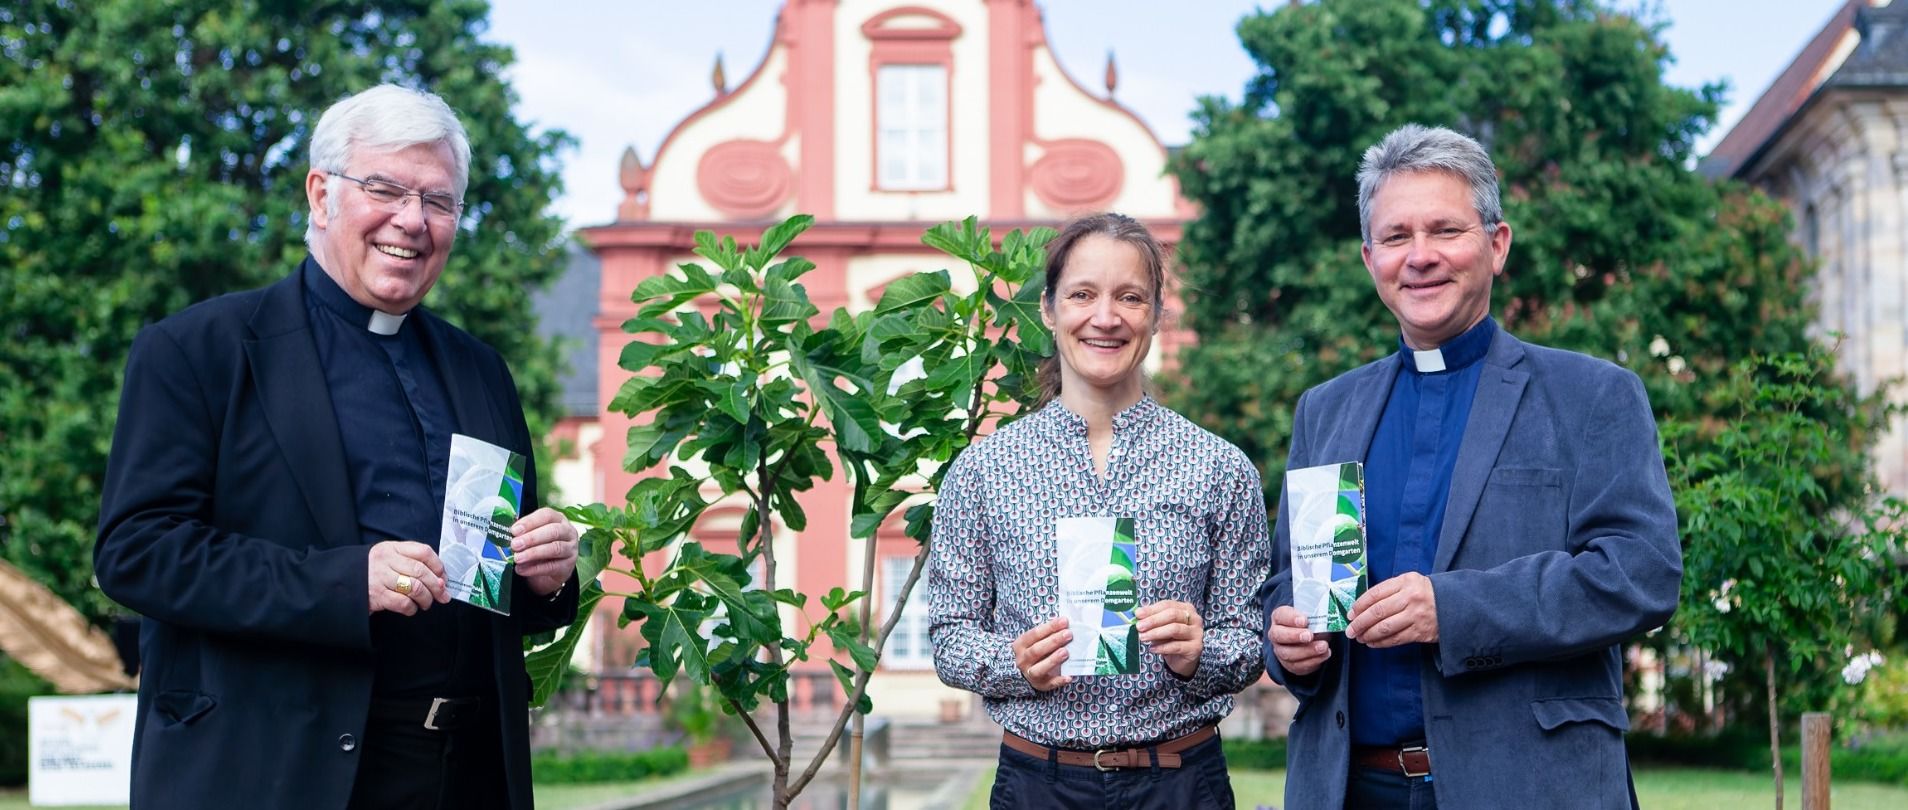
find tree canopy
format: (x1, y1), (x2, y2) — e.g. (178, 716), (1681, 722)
(0, 0), (572, 626)
(1166, 0), (1818, 482)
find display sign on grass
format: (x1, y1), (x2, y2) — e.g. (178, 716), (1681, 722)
(28, 694), (136, 807)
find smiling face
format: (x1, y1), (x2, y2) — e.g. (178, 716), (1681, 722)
(1042, 233), (1157, 408)
(304, 141), (460, 314)
(1361, 169), (1511, 349)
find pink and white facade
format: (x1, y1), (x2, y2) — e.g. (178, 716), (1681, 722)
(570, 0), (1193, 717)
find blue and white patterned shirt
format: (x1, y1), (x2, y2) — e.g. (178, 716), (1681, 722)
(927, 396), (1270, 748)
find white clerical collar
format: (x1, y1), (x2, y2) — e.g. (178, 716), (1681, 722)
(1412, 347), (1446, 373)
(367, 310), (407, 335)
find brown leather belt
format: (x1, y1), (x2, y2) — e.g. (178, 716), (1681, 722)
(1352, 744), (1432, 777)
(1002, 725), (1217, 771)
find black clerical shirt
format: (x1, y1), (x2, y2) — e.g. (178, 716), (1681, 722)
(303, 259), (490, 699)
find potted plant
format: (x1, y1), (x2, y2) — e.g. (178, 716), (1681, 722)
(667, 681), (732, 768)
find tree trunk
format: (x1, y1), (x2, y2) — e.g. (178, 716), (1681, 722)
(848, 532), (877, 810)
(753, 490), (794, 810)
(1766, 647), (1783, 810)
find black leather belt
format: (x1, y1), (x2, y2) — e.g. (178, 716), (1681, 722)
(367, 696), (485, 732)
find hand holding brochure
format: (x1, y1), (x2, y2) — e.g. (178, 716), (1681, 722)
(1056, 516), (1140, 676)
(439, 433), (524, 615)
(1286, 462), (1368, 632)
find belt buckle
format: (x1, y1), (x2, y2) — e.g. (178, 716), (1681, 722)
(1092, 748), (1116, 772)
(423, 697), (449, 731)
(1398, 745), (1429, 778)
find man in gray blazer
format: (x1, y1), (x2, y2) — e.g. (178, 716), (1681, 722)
(1260, 124), (1681, 809)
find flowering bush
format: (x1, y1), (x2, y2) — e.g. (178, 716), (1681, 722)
(1846, 653), (1908, 734)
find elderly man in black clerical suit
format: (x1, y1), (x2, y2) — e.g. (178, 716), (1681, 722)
(96, 84), (581, 810)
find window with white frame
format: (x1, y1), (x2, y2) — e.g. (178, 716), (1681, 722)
(876, 64), (948, 191)
(880, 554), (934, 669)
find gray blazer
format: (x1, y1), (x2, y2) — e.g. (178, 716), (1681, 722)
(1260, 329), (1680, 810)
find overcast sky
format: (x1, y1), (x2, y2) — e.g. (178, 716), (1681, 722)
(484, 0), (1848, 230)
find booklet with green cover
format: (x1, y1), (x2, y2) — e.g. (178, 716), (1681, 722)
(1286, 461), (1368, 633)
(1056, 516), (1141, 676)
(440, 433), (523, 615)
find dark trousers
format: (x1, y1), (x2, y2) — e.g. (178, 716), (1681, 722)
(988, 735), (1234, 809)
(1345, 766), (1438, 810)
(346, 712), (508, 810)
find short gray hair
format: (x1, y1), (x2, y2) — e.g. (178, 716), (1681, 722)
(303, 84), (472, 251)
(1356, 124), (1502, 245)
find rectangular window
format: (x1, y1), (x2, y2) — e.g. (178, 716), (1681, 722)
(880, 554), (934, 669)
(876, 64), (947, 191)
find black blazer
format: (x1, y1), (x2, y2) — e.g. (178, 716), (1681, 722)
(96, 263), (578, 810)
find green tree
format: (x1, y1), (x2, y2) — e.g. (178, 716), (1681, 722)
(0, 0), (571, 625)
(1166, 0), (1811, 484)
(1668, 350), (1905, 806)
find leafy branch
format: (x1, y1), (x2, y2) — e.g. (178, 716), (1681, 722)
(528, 215), (1054, 809)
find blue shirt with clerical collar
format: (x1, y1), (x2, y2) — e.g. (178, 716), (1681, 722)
(302, 258), (489, 698)
(1349, 316), (1497, 748)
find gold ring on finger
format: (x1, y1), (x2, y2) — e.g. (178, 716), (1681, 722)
(395, 574), (414, 596)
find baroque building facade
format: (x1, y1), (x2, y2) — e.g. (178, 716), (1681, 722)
(557, 0), (1195, 718)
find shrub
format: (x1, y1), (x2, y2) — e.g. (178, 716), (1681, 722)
(0, 657), (52, 787)
(1626, 730), (1769, 770)
(1849, 657), (1908, 732)
(1801, 730), (1908, 787)
(530, 746), (690, 784)
(1222, 737), (1288, 771)
(1626, 729), (1908, 787)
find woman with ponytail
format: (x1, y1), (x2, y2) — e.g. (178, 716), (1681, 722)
(926, 213), (1270, 808)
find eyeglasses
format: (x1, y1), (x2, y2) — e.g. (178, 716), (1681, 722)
(331, 173), (464, 219)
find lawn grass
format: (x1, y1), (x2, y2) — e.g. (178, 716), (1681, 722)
(0, 795), (115, 810)
(956, 766), (1908, 809)
(0, 768), (705, 810)
(13, 765), (1908, 809)
(1633, 767), (1908, 810)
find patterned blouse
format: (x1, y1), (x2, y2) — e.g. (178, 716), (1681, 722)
(927, 396), (1270, 748)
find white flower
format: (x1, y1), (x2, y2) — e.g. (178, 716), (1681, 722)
(1842, 651), (1886, 685)
(1844, 659), (1871, 684)
(1668, 356), (1687, 375)
(1705, 660), (1730, 682)
(1649, 335), (1670, 357)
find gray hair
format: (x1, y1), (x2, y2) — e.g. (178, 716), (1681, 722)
(303, 84), (472, 251)
(1356, 124), (1502, 245)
